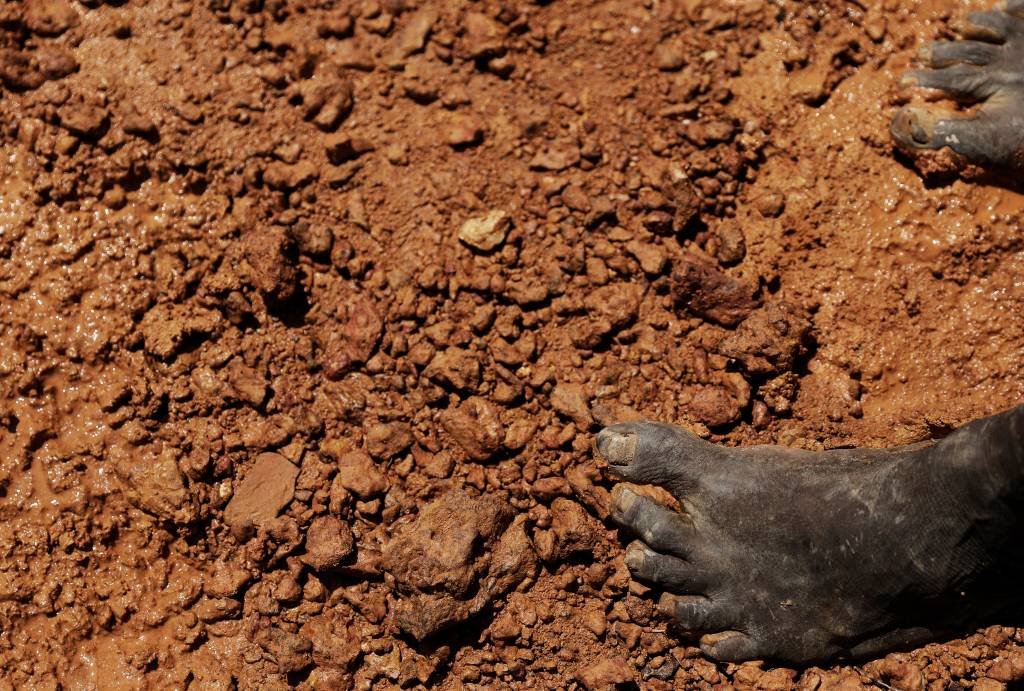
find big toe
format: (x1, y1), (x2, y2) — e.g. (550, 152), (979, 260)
(891, 105), (1023, 170)
(595, 421), (720, 493)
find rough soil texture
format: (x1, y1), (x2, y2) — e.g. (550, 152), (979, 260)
(0, 0), (1022, 688)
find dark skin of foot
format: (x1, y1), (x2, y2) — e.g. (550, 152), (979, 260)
(596, 408), (1024, 665)
(891, 1), (1024, 170)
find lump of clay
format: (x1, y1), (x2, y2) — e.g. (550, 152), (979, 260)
(716, 301), (811, 375)
(381, 490), (537, 640)
(224, 452), (299, 540)
(670, 253), (760, 327)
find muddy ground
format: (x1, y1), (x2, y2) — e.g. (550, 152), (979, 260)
(0, 0), (1022, 688)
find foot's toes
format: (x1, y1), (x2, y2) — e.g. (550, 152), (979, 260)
(953, 10), (1024, 42)
(658, 593), (738, 633)
(595, 421), (720, 492)
(624, 540), (709, 592)
(901, 65), (1001, 100)
(611, 486), (696, 557)
(891, 105), (1021, 168)
(919, 40), (1002, 67)
(699, 631), (764, 662)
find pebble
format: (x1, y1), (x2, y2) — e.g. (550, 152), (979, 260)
(424, 347), (482, 391)
(333, 449), (387, 498)
(576, 656), (634, 690)
(529, 141), (581, 171)
(445, 113), (484, 148)
(301, 515), (355, 571)
(25, 0), (79, 36)
(654, 41), (685, 71)
(550, 382), (593, 428)
(223, 452), (299, 540)
(365, 421), (414, 460)
(458, 209), (510, 251)
(441, 396), (504, 461)
(386, 8), (438, 65)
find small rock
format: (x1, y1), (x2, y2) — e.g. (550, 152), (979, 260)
(576, 656), (634, 690)
(386, 8), (438, 64)
(224, 452), (299, 540)
(458, 210), (509, 251)
(0, 50), (43, 90)
(688, 385), (743, 428)
(529, 141), (581, 171)
(584, 283), (643, 331)
(302, 516), (355, 571)
(25, 0), (79, 36)
(325, 133), (374, 164)
(716, 301), (811, 375)
(715, 225), (746, 264)
(300, 75), (355, 131)
(550, 382), (592, 428)
(445, 113), (484, 148)
(365, 421), (414, 460)
(755, 191), (785, 217)
(625, 240), (666, 275)
(654, 41), (685, 71)
(332, 449), (387, 498)
(59, 101), (109, 138)
(441, 396), (504, 461)
(670, 253), (760, 327)
(322, 297), (383, 379)
(35, 46), (78, 80)
(462, 12), (506, 59)
(263, 160), (318, 190)
(536, 498), (602, 562)
(424, 347), (481, 390)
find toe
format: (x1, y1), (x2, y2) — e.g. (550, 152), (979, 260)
(612, 486), (696, 557)
(954, 10), (1024, 42)
(891, 105), (1024, 169)
(699, 631), (763, 662)
(595, 421), (722, 493)
(919, 40), (1002, 67)
(901, 65), (1002, 100)
(624, 540), (709, 593)
(658, 593), (738, 633)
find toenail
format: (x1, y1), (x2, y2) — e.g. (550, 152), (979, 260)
(900, 74), (919, 88)
(657, 592), (681, 617)
(624, 541), (647, 571)
(597, 430), (637, 466)
(612, 485), (639, 515)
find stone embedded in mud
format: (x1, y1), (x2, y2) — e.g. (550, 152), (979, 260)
(59, 101), (109, 138)
(386, 8), (438, 65)
(654, 41), (685, 71)
(529, 141), (581, 171)
(716, 301), (811, 375)
(550, 382), (593, 428)
(111, 442), (196, 524)
(440, 396), (504, 461)
(139, 303), (221, 360)
(0, 50), (44, 90)
(301, 515), (355, 571)
(458, 210), (510, 251)
(576, 656), (634, 690)
(25, 0), (79, 36)
(321, 297), (383, 379)
(331, 449), (387, 498)
(381, 490), (536, 640)
(424, 347), (481, 391)
(687, 385), (744, 428)
(263, 160), (318, 190)
(365, 421), (414, 460)
(299, 75), (355, 131)
(670, 253), (760, 327)
(223, 452), (299, 540)
(584, 282), (643, 331)
(534, 497), (603, 563)
(242, 227), (300, 303)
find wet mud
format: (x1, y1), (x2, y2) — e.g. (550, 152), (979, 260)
(0, 0), (1022, 688)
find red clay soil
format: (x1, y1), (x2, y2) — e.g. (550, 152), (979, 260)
(0, 0), (1022, 688)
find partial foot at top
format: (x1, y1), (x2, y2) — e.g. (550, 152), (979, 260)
(891, 1), (1024, 172)
(596, 409), (1024, 665)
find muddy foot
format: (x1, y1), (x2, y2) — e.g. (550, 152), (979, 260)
(595, 408), (1024, 664)
(891, 2), (1024, 171)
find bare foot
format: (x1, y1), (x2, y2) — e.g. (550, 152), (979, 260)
(596, 408), (1024, 664)
(891, 1), (1024, 171)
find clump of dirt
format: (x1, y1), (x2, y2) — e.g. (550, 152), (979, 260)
(0, 0), (1022, 688)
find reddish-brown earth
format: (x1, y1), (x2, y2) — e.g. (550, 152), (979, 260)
(0, 0), (1022, 688)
